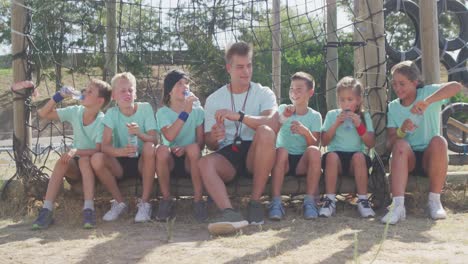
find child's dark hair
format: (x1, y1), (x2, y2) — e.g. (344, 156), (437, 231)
(291, 72), (315, 90)
(225, 41), (253, 64)
(90, 79), (112, 109)
(336, 76), (366, 125)
(391, 60), (424, 88)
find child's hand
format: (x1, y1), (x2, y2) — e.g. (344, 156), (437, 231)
(347, 112), (362, 127)
(215, 109), (239, 123)
(290, 121), (308, 135)
(60, 148), (76, 164)
(401, 118), (417, 133)
(127, 122), (140, 136)
(211, 122), (226, 142)
(335, 111), (347, 126)
(171, 146), (185, 157)
(283, 105), (296, 117)
(411, 100), (429, 114)
(184, 94), (198, 113)
(122, 145), (138, 157)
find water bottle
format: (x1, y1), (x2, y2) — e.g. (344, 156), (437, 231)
(343, 110), (354, 130)
(407, 113), (423, 134)
(60, 86), (83, 100)
(217, 121), (226, 149)
(183, 90), (201, 108)
(127, 134), (139, 157)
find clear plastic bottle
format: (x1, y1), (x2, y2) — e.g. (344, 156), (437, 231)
(343, 110), (354, 130)
(60, 86), (83, 100)
(127, 134), (139, 157)
(183, 90), (201, 108)
(407, 113), (423, 134)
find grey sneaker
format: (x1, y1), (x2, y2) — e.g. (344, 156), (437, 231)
(156, 198), (174, 222)
(32, 208), (54, 230)
(303, 199), (318, 219)
(208, 208), (248, 235)
(83, 209), (96, 229)
(193, 200), (208, 222)
(247, 200), (264, 225)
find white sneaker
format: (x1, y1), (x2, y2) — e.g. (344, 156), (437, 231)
(103, 200), (127, 221)
(357, 199), (376, 218)
(381, 204), (406, 225)
(319, 197), (336, 217)
(428, 200), (447, 220)
(135, 201), (152, 223)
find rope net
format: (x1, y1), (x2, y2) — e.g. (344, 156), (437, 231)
(2, 0), (466, 199)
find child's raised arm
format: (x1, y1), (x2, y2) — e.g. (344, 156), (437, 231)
(412, 82), (462, 114)
(37, 97), (60, 121)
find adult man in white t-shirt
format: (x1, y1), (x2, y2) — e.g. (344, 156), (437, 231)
(200, 41), (278, 235)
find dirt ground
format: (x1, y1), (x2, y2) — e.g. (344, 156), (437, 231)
(0, 193), (467, 264)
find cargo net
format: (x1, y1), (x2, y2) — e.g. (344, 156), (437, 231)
(2, 0), (467, 205)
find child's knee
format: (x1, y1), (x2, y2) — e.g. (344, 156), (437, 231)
(305, 146), (320, 160)
(155, 145), (171, 161)
(351, 152), (366, 164)
(185, 144), (200, 159)
(392, 139), (411, 155)
(429, 136), (447, 149)
(326, 152), (339, 164)
(90, 153), (105, 170)
(275, 148), (289, 162)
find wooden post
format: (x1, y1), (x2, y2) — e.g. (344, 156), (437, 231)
(272, 0), (281, 102)
(105, 0), (117, 82)
(354, 0), (387, 155)
(326, 0), (338, 110)
(420, 0), (440, 84)
(11, 0), (31, 156)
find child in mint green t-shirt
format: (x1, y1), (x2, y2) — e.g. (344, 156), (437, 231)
(269, 72), (322, 221)
(91, 72), (158, 224)
(382, 60), (462, 225)
(31, 79), (112, 230)
(155, 69), (206, 222)
(320, 76), (376, 219)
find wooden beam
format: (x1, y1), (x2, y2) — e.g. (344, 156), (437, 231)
(447, 117), (468, 133)
(272, 0), (281, 102)
(419, 0), (440, 84)
(326, 0), (338, 110)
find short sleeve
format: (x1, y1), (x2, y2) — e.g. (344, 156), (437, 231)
(259, 86), (278, 112)
(56, 105), (78, 123)
(387, 103), (398, 128)
(204, 96), (216, 133)
(95, 122), (104, 144)
(364, 112), (374, 132)
(309, 112), (322, 132)
(103, 108), (116, 129)
(321, 111), (335, 132)
(143, 104), (157, 131)
(156, 108), (173, 132)
(195, 108), (205, 127)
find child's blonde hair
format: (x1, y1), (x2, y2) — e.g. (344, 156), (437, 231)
(89, 78), (112, 109)
(110, 72), (137, 91)
(391, 60), (424, 88)
(336, 76), (366, 125)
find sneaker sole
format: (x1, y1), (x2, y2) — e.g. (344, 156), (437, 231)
(249, 220), (264, 225)
(269, 216), (282, 221)
(83, 223), (96, 229)
(32, 219), (54, 230)
(208, 220), (249, 235)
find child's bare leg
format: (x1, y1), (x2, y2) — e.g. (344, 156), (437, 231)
(350, 152), (368, 195)
(271, 148), (289, 197)
(324, 152), (341, 194)
(91, 153), (124, 203)
(78, 156), (95, 202)
(139, 142), (156, 202)
(155, 145), (174, 200)
(44, 158), (80, 203)
(297, 146), (321, 196)
(185, 144), (203, 202)
(423, 136), (448, 193)
(390, 139), (416, 196)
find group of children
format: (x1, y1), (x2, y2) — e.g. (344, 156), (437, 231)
(29, 59), (461, 230)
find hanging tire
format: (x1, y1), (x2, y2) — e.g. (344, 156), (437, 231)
(368, 154), (390, 210)
(384, 0), (421, 61)
(441, 103), (468, 154)
(456, 45), (468, 85)
(440, 51), (461, 82)
(437, 0), (468, 51)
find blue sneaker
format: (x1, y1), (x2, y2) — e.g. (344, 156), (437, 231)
(303, 201), (318, 219)
(268, 199), (285, 220)
(83, 209), (96, 229)
(32, 208), (54, 230)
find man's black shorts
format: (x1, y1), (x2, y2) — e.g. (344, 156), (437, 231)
(217, 141), (252, 177)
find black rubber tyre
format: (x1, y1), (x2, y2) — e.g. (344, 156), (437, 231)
(368, 154), (391, 210)
(437, 0), (468, 51)
(384, 0), (421, 61)
(441, 103), (468, 154)
(456, 45), (468, 85)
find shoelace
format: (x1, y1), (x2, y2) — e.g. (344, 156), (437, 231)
(322, 198), (334, 208)
(357, 199), (371, 208)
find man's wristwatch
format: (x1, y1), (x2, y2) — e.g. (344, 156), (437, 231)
(238, 110), (245, 123)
